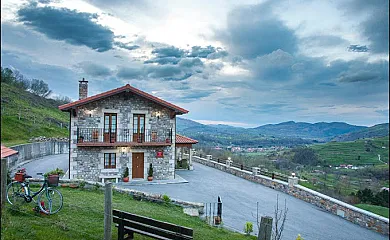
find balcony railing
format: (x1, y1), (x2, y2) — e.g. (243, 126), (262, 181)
(77, 128), (173, 144)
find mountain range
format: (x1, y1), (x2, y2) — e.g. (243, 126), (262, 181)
(176, 117), (389, 147)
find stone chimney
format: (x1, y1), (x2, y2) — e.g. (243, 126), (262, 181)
(79, 78), (88, 100)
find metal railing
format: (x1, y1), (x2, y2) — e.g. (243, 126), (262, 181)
(76, 128), (173, 143)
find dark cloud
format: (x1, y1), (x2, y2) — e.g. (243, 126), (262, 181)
(116, 67), (144, 79)
(151, 46), (185, 58)
(348, 45), (369, 52)
(78, 61), (112, 77)
(17, 3), (114, 52)
(215, 1), (298, 59)
(342, 0), (389, 54)
(144, 57), (181, 65)
(114, 42), (140, 51)
(179, 58), (204, 68)
(338, 70), (382, 82)
(187, 46), (228, 59)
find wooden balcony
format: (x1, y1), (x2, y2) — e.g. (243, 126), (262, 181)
(76, 128), (173, 147)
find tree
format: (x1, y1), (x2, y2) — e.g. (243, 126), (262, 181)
(1, 67), (16, 84)
(291, 147), (319, 166)
(30, 79), (52, 97)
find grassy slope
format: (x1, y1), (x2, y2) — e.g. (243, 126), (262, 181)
(311, 136), (389, 165)
(1, 82), (68, 146)
(355, 204), (389, 218)
(1, 187), (256, 240)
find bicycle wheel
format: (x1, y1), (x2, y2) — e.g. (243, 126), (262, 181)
(6, 181), (25, 205)
(38, 187), (63, 215)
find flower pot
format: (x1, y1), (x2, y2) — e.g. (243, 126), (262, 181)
(47, 174), (59, 187)
(69, 183), (79, 188)
(147, 176), (153, 181)
(123, 177), (129, 182)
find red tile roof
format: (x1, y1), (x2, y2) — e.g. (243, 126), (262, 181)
(59, 84), (189, 114)
(176, 134), (198, 144)
(1, 145), (18, 158)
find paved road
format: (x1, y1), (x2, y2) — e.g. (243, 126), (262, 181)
(125, 162), (387, 240)
(15, 154), (69, 178)
(14, 155), (387, 239)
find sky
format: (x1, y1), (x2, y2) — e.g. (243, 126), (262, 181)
(1, 0), (389, 128)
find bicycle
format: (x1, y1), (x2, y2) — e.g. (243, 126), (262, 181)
(6, 168), (63, 215)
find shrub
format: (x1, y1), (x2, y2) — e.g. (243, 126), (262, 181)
(123, 167), (129, 178)
(296, 234), (304, 240)
(162, 194), (170, 204)
(148, 163), (153, 177)
(44, 168), (65, 178)
(244, 222), (253, 235)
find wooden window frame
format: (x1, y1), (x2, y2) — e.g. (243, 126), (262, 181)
(104, 153), (116, 169)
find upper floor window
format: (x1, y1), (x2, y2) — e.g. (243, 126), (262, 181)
(104, 153), (116, 169)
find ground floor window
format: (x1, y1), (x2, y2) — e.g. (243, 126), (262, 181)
(104, 153), (116, 169)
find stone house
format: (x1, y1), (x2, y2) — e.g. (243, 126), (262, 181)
(59, 79), (193, 182)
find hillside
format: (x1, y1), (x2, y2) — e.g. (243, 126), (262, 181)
(252, 121), (366, 140)
(1, 82), (68, 146)
(332, 123), (389, 142)
(176, 118), (374, 147)
(311, 136), (389, 165)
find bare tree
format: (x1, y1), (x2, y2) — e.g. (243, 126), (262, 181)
(253, 195), (288, 240)
(273, 195), (288, 240)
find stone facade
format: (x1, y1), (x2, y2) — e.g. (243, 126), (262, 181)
(192, 156), (389, 236)
(69, 91), (176, 182)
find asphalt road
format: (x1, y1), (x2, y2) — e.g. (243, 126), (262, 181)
(14, 154), (387, 239)
(126, 162), (387, 240)
(15, 154), (69, 179)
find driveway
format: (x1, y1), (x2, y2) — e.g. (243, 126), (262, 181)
(15, 154), (69, 179)
(123, 162), (387, 240)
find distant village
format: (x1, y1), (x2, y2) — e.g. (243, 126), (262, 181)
(214, 145), (287, 152)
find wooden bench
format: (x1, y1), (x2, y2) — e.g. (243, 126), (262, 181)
(113, 209), (193, 240)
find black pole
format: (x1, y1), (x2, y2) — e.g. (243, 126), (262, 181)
(68, 111), (71, 179)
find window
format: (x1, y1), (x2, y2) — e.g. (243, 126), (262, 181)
(104, 153), (116, 169)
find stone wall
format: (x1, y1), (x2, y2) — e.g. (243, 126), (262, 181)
(70, 91), (176, 181)
(73, 146), (174, 182)
(9, 141), (69, 169)
(192, 156), (389, 235)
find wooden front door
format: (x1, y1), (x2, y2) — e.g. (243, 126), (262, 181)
(133, 114), (145, 142)
(132, 153), (144, 179)
(104, 113), (117, 143)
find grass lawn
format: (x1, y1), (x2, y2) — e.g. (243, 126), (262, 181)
(1, 187), (256, 240)
(355, 204), (389, 219)
(311, 136), (389, 165)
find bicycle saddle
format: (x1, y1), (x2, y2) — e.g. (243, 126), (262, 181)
(25, 175), (32, 178)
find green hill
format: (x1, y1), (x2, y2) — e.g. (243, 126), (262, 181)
(1, 82), (68, 146)
(332, 123), (389, 142)
(311, 136), (389, 165)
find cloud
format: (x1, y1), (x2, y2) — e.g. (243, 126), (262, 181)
(78, 61), (112, 77)
(188, 46), (228, 59)
(338, 70), (382, 83)
(347, 45), (369, 52)
(116, 67), (144, 79)
(114, 42), (140, 51)
(178, 58), (204, 68)
(144, 57), (181, 65)
(342, 0), (389, 54)
(302, 35), (349, 48)
(17, 3), (115, 52)
(215, 1), (298, 59)
(151, 46), (186, 58)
